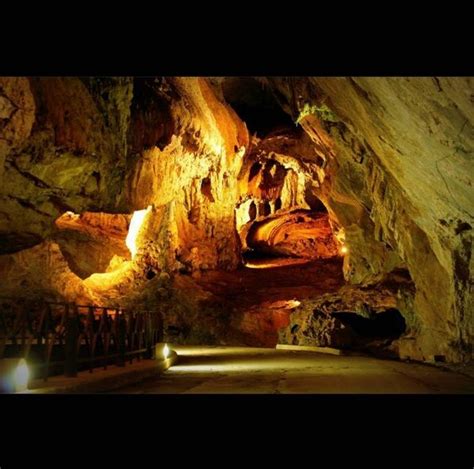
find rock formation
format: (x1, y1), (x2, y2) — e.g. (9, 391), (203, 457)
(258, 77), (473, 362)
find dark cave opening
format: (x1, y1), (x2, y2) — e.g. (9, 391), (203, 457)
(333, 309), (406, 339)
(248, 162), (262, 182)
(221, 77), (294, 138)
(275, 197), (282, 211)
(243, 247), (286, 261)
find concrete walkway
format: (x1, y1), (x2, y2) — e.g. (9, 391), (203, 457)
(109, 346), (474, 394)
(25, 353), (177, 394)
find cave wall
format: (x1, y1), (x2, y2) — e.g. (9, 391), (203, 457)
(0, 77), (249, 303)
(0, 241), (99, 304)
(126, 77), (249, 272)
(54, 211), (131, 278)
(246, 211), (338, 259)
(234, 127), (339, 257)
(0, 77), (134, 254)
(264, 77), (473, 362)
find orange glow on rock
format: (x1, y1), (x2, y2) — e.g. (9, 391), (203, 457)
(126, 206), (152, 259)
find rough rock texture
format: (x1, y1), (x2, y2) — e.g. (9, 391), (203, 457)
(0, 77), (249, 307)
(54, 211), (131, 278)
(279, 279), (409, 353)
(234, 129), (339, 257)
(282, 307), (357, 349)
(126, 78), (249, 272)
(0, 241), (98, 304)
(0, 77), (134, 254)
(0, 77), (247, 272)
(262, 77), (473, 362)
(189, 257), (344, 347)
(246, 210), (338, 259)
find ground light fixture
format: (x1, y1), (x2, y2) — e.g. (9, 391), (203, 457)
(163, 344), (171, 360)
(0, 358), (30, 393)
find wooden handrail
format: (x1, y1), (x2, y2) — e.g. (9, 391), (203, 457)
(0, 297), (163, 381)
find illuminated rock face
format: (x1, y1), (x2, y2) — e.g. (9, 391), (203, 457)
(54, 211), (131, 278)
(126, 78), (248, 272)
(234, 127), (339, 259)
(0, 77), (247, 270)
(0, 77), (248, 306)
(246, 211), (338, 259)
(0, 241), (99, 304)
(279, 280), (408, 353)
(262, 77), (474, 362)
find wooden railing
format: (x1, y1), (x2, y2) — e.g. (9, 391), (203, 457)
(0, 297), (163, 381)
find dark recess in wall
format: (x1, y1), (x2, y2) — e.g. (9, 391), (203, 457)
(222, 77), (294, 137)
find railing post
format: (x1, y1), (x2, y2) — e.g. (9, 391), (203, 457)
(145, 312), (154, 359)
(117, 312), (126, 367)
(158, 309), (164, 343)
(87, 306), (94, 373)
(103, 308), (109, 370)
(64, 303), (79, 377)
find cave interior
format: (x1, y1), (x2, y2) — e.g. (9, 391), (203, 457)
(0, 76), (472, 366)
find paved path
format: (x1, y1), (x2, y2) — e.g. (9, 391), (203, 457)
(109, 346), (474, 394)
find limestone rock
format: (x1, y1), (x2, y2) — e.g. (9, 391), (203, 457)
(264, 77), (474, 362)
(280, 306), (357, 348)
(0, 77), (133, 254)
(0, 241), (98, 304)
(54, 211), (131, 278)
(279, 281), (407, 351)
(246, 211), (338, 259)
